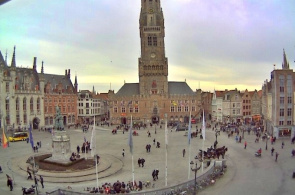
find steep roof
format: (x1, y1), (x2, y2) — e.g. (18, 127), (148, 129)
(168, 82), (195, 95)
(116, 83), (139, 96)
(15, 68), (40, 91)
(0, 50), (7, 67)
(215, 90), (224, 98)
(43, 73), (75, 93)
(115, 81), (195, 96)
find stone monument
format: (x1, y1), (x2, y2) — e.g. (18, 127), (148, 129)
(51, 106), (71, 162)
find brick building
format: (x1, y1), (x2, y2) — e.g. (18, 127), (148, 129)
(109, 0), (201, 125)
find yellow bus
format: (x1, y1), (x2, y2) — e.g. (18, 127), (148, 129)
(8, 132), (28, 142)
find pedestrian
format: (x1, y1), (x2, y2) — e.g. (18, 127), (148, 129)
(244, 141), (247, 149)
(271, 147), (275, 156)
(183, 149), (186, 157)
(122, 149), (125, 157)
(155, 169), (159, 180)
(6, 175), (13, 191)
(153, 138), (156, 145)
(40, 175), (44, 188)
(77, 145), (80, 154)
(281, 141), (285, 149)
(275, 152), (279, 162)
(39, 141), (42, 148)
(138, 158), (142, 167)
(141, 158), (145, 167)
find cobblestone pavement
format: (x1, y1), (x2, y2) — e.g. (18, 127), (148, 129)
(0, 123), (294, 195)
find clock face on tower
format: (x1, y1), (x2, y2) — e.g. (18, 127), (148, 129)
(150, 53), (156, 58)
(149, 8), (154, 14)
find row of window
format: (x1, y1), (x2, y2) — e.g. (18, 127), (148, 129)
(243, 105), (251, 109)
(78, 108), (101, 115)
(279, 108), (292, 117)
(148, 36), (157, 46)
(280, 97), (292, 104)
(243, 112), (251, 116)
(44, 97), (75, 103)
(143, 65), (163, 70)
(279, 121), (292, 125)
(6, 97), (41, 113)
(45, 116), (75, 126)
(45, 105), (75, 113)
(78, 103), (101, 108)
(243, 100), (251, 103)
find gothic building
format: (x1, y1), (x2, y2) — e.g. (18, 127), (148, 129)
(109, 0), (201, 125)
(0, 46), (78, 130)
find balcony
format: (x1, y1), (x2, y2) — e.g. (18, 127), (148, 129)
(143, 26), (161, 32)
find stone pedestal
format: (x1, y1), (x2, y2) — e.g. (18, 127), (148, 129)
(52, 131), (71, 162)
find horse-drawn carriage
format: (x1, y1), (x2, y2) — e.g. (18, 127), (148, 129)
(196, 146), (228, 161)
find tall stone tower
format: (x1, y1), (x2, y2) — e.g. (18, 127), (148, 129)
(138, 0), (168, 95)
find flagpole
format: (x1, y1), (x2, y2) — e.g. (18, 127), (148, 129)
(202, 110), (205, 172)
(129, 115), (135, 184)
(188, 111), (192, 179)
(165, 114), (168, 186)
(94, 116), (98, 188)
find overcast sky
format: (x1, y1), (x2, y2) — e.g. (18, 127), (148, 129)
(1, 0), (294, 93)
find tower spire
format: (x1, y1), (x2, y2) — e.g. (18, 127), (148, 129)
(33, 57), (37, 70)
(5, 49), (7, 64)
(74, 73), (78, 93)
(282, 48), (289, 69)
(11, 45), (16, 67)
(41, 61), (44, 73)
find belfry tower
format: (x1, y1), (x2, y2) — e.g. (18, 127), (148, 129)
(138, 0), (168, 95)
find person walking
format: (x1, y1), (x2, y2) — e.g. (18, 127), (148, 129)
(6, 175), (13, 191)
(244, 141), (247, 149)
(275, 152), (279, 162)
(182, 149), (186, 157)
(122, 149), (125, 157)
(281, 141), (285, 149)
(40, 175), (44, 188)
(271, 147), (275, 156)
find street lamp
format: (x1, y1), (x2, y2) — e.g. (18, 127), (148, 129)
(190, 161), (202, 195)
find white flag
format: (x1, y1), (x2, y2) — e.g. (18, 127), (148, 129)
(202, 110), (206, 140)
(90, 117), (96, 157)
(165, 118), (168, 146)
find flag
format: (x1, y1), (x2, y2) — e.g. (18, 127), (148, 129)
(28, 123), (34, 149)
(202, 110), (206, 140)
(188, 112), (192, 145)
(128, 116), (133, 154)
(2, 129), (8, 149)
(165, 118), (168, 146)
(90, 117), (96, 157)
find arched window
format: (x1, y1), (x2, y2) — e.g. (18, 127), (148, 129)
(37, 97), (40, 112)
(23, 97), (27, 111)
(16, 97), (19, 111)
(30, 97), (34, 113)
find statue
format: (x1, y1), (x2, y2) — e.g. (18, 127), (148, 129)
(54, 106), (64, 130)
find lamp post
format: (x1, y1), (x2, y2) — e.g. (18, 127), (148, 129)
(190, 161), (202, 195)
(265, 135), (268, 150)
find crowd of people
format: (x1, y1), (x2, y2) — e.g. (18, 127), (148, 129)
(84, 180), (145, 194)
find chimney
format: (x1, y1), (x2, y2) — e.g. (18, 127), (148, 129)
(65, 69), (67, 76)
